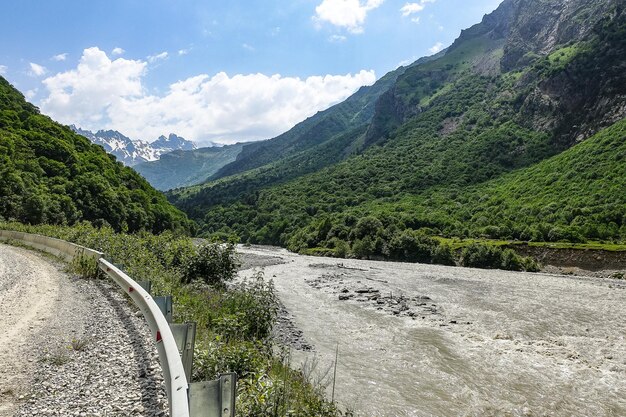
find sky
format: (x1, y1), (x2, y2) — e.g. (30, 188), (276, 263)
(0, 0), (503, 146)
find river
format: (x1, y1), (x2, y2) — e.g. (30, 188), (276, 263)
(237, 245), (626, 416)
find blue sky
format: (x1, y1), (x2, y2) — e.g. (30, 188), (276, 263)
(0, 0), (503, 145)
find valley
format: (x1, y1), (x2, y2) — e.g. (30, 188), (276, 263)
(1, 0), (625, 415)
(238, 245), (626, 416)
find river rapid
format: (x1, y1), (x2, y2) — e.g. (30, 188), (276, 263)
(237, 245), (626, 417)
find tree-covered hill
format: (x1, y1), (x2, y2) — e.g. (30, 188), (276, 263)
(168, 0), (625, 257)
(0, 77), (192, 234)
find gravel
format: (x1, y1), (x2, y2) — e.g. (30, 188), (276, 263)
(0, 244), (168, 417)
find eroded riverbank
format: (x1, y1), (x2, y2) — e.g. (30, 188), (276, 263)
(237, 245), (626, 417)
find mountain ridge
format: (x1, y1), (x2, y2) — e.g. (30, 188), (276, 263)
(133, 143), (247, 191)
(168, 0), (625, 256)
(70, 125), (198, 166)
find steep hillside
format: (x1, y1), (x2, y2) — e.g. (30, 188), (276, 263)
(0, 77), (192, 234)
(210, 55), (442, 181)
(169, 0), (625, 254)
(134, 143), (245, 191)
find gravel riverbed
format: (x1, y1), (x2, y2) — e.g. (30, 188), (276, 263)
(0, 244), (168, 417)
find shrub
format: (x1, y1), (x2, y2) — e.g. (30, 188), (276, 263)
(193, 338), (269, 380)
(460, 243), (539, 271)
(387, 230), (436, 263)
(218, 273), (278, 341)
(431, 243), (456, 266)
(68, 254), (103, 279)
(182, 242), (239, 285)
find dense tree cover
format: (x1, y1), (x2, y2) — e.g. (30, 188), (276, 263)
(0, 77), (192, 233)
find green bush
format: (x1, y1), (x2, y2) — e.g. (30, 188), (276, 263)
(218, 273), (278, 341)
(182, 242), (239, 285)
(193, 338), (269, 380)
(68, 253), (103, 279)
(459, 242), (539, 271)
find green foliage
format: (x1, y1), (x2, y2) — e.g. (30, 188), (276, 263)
(68, 254), (103, 279)
(182, 242), (239, 286)
(459, 243), (539, 271)
(194, 338), (269, 380)
(0, 76), (192, 234)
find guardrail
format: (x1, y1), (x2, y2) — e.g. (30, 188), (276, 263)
(0, 230), (236, 417)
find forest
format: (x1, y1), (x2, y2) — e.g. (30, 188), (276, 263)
(0, 77), (193, 234)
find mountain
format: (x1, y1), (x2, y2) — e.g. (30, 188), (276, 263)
(0, 77), (192, 234)
(168, 0), (625, 257)
(133, 143), (246, 191)
(209, 53), (441, 183)
(70, 126), (197, 166)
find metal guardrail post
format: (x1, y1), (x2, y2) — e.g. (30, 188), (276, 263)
(137, 280), (152, 294)
(171, 322), (197, 383)
(189, 373), (237, 417)
(155, 295), (173, 323)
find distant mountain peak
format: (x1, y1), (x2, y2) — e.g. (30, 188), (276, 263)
(70, 126), (197, 166)
(153, 133), (196, 151)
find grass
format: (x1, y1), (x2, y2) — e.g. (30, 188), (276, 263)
(435, 236), (626, 252)
(70, 338), (89, 352)
(43, 350), (71, 366)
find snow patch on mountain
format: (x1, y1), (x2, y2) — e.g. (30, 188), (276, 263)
(70, 125), (197, 166)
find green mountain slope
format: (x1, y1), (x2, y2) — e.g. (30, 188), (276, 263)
(210, 55), (442, 181)
(169, 0), (625, 254)
(0, 77), (192, 234)
(134, 143), (245, 191)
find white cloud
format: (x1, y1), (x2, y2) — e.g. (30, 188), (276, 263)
(178, 48), (191, 56)
(29, 63), (47, 77)
(112, 47), (125, 55)
(147, 51), (169, 63)
(0, 65), (7, 75)
(25, 89), (38, 100)
(329, 34), (347, 42)
(52, 53), (68, 62)
(429, 42), (444, 54)
(41, 47), (146, 126)
(242, 43), (255, 51)
(314, 0), (384, 34)
(400, 3), (424, 16)
(400, 0), (435, 20)
(39, 47), (376, 146)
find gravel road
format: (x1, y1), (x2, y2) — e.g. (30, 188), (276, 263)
(238, 245), (626, 417)
(0, 243), (168, 417)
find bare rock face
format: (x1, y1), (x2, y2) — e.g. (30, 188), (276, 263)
(501, 0), (615, 71)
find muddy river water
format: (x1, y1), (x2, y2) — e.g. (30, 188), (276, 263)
(237, 245), (626, 416)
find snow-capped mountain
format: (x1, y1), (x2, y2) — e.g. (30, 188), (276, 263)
(70, 125), (197, 166)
